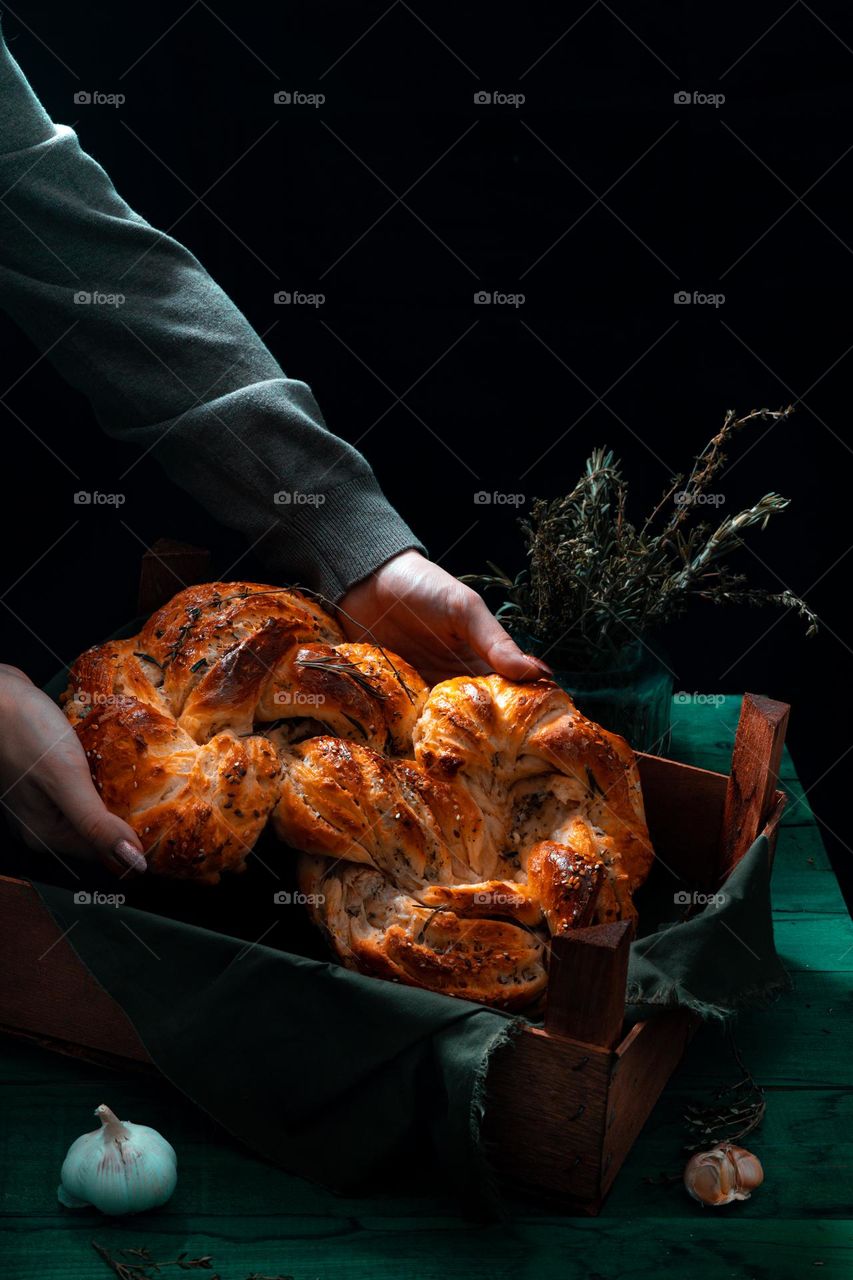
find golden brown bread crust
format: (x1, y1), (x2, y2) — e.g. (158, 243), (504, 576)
(412, 674), (652, 894)
(525, 838), (606, 935)
(64, 582), (655, 1008)
(296, 854), (548, 1010)
(271, 736), (487, 891)
(282, 674), (653, 1009)
(62, 583), (429, 883)
(74, 696), (280, 883)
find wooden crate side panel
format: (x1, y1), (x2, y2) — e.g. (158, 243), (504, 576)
(602, 1011), (695, 1195)
(0, 876), (150, 1064)
(482, 1026), (612, 1201)
(637, 754), (728, 887)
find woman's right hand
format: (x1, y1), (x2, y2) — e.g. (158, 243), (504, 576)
(0, 664), (146, 876)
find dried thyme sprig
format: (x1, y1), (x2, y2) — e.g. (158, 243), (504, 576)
(660, 405), (795, 534)
(682, 1027), (766, 1153)
(295, 655), (388, 702)
(92, 1241), (293, 1280)
(463, 408), (817, 668)
(92, 1241), (217, 1278)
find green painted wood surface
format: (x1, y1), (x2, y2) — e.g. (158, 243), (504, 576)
(1, 696), (850, 1279)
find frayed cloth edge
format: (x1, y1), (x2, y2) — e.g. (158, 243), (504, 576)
(468, 1015), (526, 1217)
(625, 970), (793, 1023)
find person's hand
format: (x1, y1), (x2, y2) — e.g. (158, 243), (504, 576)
(337, 550), (554, 685)
(0, 664), (147, 876)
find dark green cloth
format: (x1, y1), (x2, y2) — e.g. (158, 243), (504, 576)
(626, 833), (791, 1022)
(29, 655), (790, 1203)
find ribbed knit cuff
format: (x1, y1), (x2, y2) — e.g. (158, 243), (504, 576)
(255, 474), (427, 604)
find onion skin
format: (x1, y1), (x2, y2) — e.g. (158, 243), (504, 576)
(684, 1144), (764, 1207)
(57, 1104), (177, 1216)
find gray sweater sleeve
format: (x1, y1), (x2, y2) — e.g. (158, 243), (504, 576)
(0, 23), (425, 601)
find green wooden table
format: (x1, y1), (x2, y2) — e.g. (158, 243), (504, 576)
(1, 698), (851, 1279)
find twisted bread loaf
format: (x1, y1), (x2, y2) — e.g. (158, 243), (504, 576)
(63, 582), (654, 1009)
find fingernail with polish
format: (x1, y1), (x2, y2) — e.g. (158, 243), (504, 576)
(112, 839), (147, 874)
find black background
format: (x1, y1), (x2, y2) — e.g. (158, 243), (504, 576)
(2, 3), (851, 905)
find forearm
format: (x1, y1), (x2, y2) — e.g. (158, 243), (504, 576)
(0, 21), (424, 600)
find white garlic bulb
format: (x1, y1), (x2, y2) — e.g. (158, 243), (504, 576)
(57, 1104), (177, 1215)
(684, 1143), (764, 1206)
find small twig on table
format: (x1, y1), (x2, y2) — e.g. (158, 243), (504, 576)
(92, 1240), (294, 1280)
(682, 1023), (766, 1153)
(92, 1241), (217, 1278)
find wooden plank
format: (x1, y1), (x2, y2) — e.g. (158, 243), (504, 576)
(771, 826), (847, 910)
(671, 970), (852, 1088)
(773, 821), (834, 874)
(637, 760), (783, 890)
(720, 694), (790, 880)
(772, 914), (853, 970)
(0, 1217), (850, 1280)
(773, 866), (849, 914)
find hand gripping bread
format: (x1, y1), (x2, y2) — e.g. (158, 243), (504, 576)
(63, 583), (654, 1007)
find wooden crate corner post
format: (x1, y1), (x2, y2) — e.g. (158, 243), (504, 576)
(719, 692), (790, 881)
(545, 919), (634, 1047)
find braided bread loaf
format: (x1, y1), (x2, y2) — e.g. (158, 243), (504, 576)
(62, 582), (654, 1009)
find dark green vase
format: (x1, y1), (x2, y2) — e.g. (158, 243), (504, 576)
(516, 635), (674, 755)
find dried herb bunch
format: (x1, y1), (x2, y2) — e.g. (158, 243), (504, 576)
(464, 407), (818, 670)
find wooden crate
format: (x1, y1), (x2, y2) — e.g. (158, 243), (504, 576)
(0, 553), (790, 1211)
(0, 693), (788, 1212)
